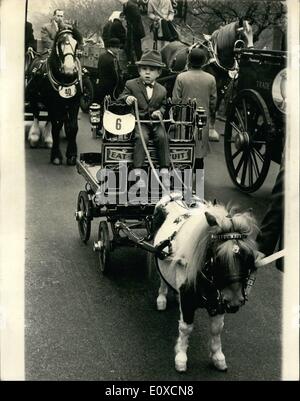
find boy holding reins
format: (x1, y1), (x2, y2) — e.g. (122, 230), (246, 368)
(118, 49), (170, 187)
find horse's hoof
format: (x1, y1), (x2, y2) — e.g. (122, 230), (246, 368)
(175, 363), (187, 373)
(51, 157), (62, 166)
(209, 130), (220, 142)
(210, 356), (228, 372)
(156, 295), (167, 311)
(29, 140), (39, 148)
(212, 362), (227, 372)
(28, 135), (40, 148)
(44, 140), (53, 149)
(66, 156), (77, 166)
(175, 353), (187, 372)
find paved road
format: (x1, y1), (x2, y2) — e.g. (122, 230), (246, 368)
(25, 112), (282, 381)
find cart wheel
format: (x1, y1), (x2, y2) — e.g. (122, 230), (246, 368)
(80, 75), (94, 113)
(76, 191), (92, 243)
(224, 89), (272, 193)
(95, 221), (111, 274)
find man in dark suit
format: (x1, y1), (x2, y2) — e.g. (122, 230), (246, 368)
(118, 49), (170, 181)
(41, 9), (66, 51)
(118, 0), (145, 63)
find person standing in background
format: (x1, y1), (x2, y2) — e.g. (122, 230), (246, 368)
(41, 9), (66, 52)
(172, 48), (217, 172)
(102, 11), (127, 49)
(117, 0), (145, 63)
(148, 0), (177, 50)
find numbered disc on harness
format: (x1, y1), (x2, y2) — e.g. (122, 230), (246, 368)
(103, 110), (135, 135)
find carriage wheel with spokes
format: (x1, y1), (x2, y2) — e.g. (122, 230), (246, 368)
(80, 75), (94, 113)
(224, 89), (272, 193)
(95, 221), (111, 274)
(76, 191), (92, 243)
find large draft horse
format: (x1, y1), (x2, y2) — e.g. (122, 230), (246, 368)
(26, 28), (82, 165)
(161, 19), (254, 134)
(152, 193), (258, 372)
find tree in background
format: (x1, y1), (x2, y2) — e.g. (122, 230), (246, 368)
(187, 0), (286, 46)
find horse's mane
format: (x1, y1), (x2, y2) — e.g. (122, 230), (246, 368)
(170, 202), (258, 287)
(212, 21), (238, 51)
(211, 21), (239, 69)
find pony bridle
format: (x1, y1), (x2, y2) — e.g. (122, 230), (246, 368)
(201, 222), (254, 312)
(47, 29), (82, 91)
(56, 30), (78, 73)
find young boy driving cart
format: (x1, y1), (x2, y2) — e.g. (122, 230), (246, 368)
(118, 49), (170, 187)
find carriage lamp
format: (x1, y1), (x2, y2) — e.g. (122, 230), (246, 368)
(89, 103), (101, 125)
(196, 107), (207, 128)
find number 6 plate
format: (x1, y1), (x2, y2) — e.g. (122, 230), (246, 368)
(59, 85), (77, 98)
(103, 110), (136, 135)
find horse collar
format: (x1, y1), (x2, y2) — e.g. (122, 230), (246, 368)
(46, 58), (79, 92)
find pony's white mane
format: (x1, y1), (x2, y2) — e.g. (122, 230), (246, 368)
(170, 202), (258, 287)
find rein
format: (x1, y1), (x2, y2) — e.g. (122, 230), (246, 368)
(133, 100), (192, 211)
(134, 99), (168, 192)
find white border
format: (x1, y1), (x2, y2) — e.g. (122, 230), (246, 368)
(282, 0), (299, 381)
(0, 0), (299, 381)
(0, 0), (25, 380)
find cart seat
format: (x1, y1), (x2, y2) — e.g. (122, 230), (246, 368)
(101, 98), (198, 142)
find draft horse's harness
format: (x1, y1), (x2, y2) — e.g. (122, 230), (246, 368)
(26, 29), (82, 94)
(47, 29), (83, 93)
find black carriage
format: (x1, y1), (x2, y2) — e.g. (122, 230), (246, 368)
(75, 97), (206, 273)
(224, 48), (287, 193)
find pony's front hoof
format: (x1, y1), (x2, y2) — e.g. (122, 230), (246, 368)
(51, 157), (62, 166)
(66, 156), (77, 166)
(156, 295), (167, 311)
(210, 354), (228, 372)
(175, 353), (187, 372)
